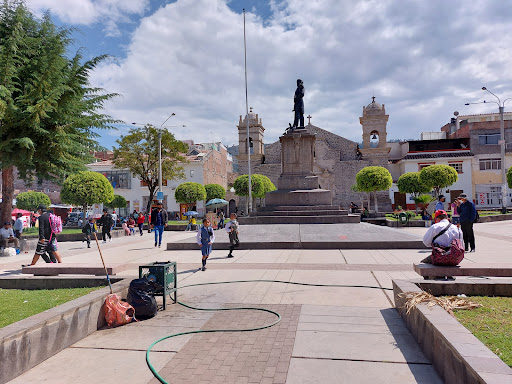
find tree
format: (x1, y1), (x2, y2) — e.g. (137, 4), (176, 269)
(175, 182), (206, 210)
(507, 167), (512, 189)
(60, 171), (114, 216)
(0, 1), (119, 224)
(105, 194), (127, 212)
(419, 165), (458, 199)
(113, 125), (188, 214)
(15, 191), (51, 212)
(204, 184), (226, 202)
(355, 166), (392, 213)
(397, 172), (431, 209)
(233, 174), (276, 212)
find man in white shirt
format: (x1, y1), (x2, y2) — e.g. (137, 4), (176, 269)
(421, 210), (463, 264)
(0, 221), (20, 249)
(13, 213), (24, 238)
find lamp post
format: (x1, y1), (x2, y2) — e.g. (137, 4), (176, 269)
(465, 87), (511, 213)
(132, 114), (185, 203)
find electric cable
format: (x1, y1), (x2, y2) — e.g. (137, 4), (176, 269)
(146, 278), (393, 383)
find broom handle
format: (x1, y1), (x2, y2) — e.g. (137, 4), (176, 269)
(94, 232), (113, 294)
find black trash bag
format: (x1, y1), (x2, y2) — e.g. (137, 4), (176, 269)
(126, 278), (161, 319)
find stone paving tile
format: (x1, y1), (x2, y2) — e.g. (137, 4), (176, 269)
(170, 262), (413, 271)
(148, 304), (301, 384)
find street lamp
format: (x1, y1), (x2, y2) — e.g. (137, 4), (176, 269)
(131, 114), (186, 203)
(465, 87), (511, 213)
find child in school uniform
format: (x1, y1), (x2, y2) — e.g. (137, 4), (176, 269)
(197, 218), (215, 271)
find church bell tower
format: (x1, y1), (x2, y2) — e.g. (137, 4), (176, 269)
(237, 107), (265, 174)
(359, 97), (391, 164)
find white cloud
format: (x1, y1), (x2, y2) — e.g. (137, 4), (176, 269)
(26, 0), (149, 36)
(29, 0), (512, 148)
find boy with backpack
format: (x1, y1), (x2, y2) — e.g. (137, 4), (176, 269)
(82, 218), (97, 248)
(23, 204), (62, 266)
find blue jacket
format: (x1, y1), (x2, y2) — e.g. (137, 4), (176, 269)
(457, 201), (476, 223)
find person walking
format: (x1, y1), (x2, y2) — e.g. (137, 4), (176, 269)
(435, 195), (446, 211)
(456, 193), (477, 252)
(82, 218), (96, 248)
(150, 202), (168, 247)
(225, 213), (239, 258)
(23, 204), (62, 266)
(13, 213), (24, 239)
(197, 218), (215, 271)
(217, 210), (225, 229)
(137, 212), (145, 236)
(99, 209), (113, 243)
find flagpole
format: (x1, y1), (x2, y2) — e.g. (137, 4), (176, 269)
(243, 8), (252, 214)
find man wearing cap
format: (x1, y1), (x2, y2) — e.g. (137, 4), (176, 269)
(456, 193), (477, 252)
(23, 204), (62, 266)
(0, 221), (20, 250)
(435, 195), (446, 212)
(421, 209), (463, 263)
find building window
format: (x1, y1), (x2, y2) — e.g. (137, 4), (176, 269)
(101, 171), (131, 189)
(418, 163), (434, 171)
(449, 162), (463, 173)
(479, 158), (501, 170)
(478, 134), (500, 145)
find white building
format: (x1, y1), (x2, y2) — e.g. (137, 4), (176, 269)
(86, 142), (233, 217)
(388, 136), (473, 210)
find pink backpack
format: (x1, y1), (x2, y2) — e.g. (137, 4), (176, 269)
(49, 213), (63, 234)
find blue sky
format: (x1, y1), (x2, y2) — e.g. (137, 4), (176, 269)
(25, 0), (512, 150)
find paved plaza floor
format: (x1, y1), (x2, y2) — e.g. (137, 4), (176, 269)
(1, 220), (511, 383)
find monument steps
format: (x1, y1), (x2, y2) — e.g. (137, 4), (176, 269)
(258, 205), (342, 211)
(251, 209), (349, 217)
(238, 214), (359, 225)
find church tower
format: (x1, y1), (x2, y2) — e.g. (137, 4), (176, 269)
(359, 97), (391, 164)
(237, 107), (265, 174)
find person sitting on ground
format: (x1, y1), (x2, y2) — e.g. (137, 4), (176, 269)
(349, 202), (359, 214)
(1, 221), (20, 250)
(421, 210), (463, 264)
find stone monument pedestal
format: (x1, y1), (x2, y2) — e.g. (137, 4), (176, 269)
(265, 127), (333, 206)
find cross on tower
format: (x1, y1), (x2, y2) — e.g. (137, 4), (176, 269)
(307, 114), (312, 125)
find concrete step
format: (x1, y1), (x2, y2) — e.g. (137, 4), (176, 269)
(258, 205), (341, 211)
(251, 210), (349, 217)
(238, 215), (360, 225)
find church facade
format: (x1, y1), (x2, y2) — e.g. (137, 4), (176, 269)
(236, 100), (393, 210)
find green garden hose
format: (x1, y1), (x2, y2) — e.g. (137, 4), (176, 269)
(146, 279), (393, 383)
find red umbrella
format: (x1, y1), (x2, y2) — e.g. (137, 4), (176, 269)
(11, 208), (31, 216)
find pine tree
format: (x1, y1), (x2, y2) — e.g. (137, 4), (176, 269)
(0, 1), (119, 223)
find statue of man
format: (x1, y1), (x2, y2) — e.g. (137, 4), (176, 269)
(293, 79), (304, 128)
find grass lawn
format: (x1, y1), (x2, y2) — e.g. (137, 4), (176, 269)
(0, 287), (102, 328)
(22, 227), (83, 236)
(479, 210), (505, 217)
(453, 296), (512, 367)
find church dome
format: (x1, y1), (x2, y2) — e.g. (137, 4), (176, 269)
(366, 97), (382, 110)
(242, 107), (260, 125)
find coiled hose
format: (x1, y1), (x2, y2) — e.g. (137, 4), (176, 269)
(146, 279), (393, 383)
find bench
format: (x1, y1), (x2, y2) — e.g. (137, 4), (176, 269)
(21, 263), (127, 276)
(414, 263), (512, 279)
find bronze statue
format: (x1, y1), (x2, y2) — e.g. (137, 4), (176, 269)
(293, 79), (304, 128)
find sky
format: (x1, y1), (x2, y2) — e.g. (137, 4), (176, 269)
(25, 0), (512, 150)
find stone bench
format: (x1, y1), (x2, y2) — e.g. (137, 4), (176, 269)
(21, 263), (127, 276)
(414, 263), (512, 278)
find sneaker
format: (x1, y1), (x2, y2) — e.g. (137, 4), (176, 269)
(201, 266), (206, 271)
(470, 249), (475, 252)
(109, 238), (112, 242)
(87, 245), (91, 248)
(158, 244), (161, 248)
(227, 254), (234, 258)
(21, 264), (32, 268)
(102, 240), (107, 244)
(155, 243), (157, 247)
